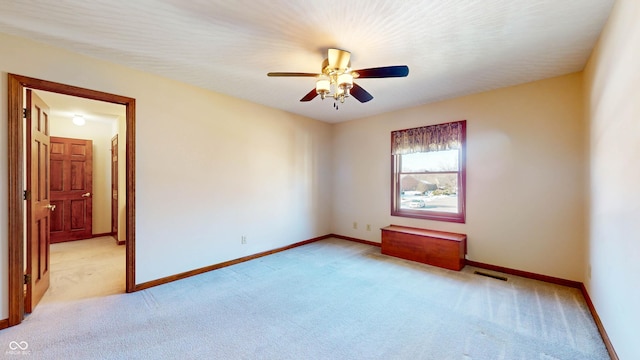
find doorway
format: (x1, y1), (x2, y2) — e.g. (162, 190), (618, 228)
(7, 74), (136, 327)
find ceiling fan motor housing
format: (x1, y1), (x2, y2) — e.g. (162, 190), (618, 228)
(321, 58), (351, 75)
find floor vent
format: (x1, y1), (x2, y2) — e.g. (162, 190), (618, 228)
(474, 271), (508, 281)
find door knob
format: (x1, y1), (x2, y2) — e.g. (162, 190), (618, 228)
(82, 192), (91, 197)
(45, 204), (56, 211)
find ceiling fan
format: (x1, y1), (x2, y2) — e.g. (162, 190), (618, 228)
(267, 48), (409, 107)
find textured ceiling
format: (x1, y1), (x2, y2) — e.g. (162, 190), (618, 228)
(0, 0), (614, 123)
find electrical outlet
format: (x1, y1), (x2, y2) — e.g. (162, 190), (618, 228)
(366, 224), (371, 231)
(352, 222), (358, 230)
(241, 236), (247, 244)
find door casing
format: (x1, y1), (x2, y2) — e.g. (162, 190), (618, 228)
(7, 73), (136, 326)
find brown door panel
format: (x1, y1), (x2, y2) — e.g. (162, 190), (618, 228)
(25, 89), (51, 313)
(50, 136), (93, 243)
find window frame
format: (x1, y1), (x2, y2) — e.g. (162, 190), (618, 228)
(390, 120), (467, 223)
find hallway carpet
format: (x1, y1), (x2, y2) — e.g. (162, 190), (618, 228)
(43, 236), (125, 304)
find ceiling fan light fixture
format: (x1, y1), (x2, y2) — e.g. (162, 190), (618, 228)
(315, 76), (330, 99)
(337, 73), (353, 101)
(337, 73), (353, 88)
(335, 85), (348, 103)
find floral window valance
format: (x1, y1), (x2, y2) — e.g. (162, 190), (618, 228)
(391, 121), (464, 155)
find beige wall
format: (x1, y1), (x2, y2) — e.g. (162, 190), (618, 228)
(0, 32), (333, 318)
(49, 112), (115, 236)
(584, 0), (640, 358)
(332, 73), (586, 282)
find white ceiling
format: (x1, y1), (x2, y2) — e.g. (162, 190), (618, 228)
(36, 90), (124, 125)
(0, 0), (614, 123)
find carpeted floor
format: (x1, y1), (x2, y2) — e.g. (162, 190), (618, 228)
(43, 236), (126, 304)
(0, 238), (608, 359)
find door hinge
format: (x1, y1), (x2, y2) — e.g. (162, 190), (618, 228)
(23, 190), (31, 201)
(23, 274), (31, 285)
(23, 108), (28, 118)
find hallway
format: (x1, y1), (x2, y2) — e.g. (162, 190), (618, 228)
(41, 237), (125, 304)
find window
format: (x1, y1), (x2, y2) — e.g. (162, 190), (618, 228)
(391, 120), (466, 223)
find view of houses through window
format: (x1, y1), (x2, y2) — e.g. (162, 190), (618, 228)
(399, 149), (459, 212)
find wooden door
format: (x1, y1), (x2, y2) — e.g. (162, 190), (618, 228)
(111, 135), (118, 237)
(50, 137), (93, 243)
(25, 90), (52, 313)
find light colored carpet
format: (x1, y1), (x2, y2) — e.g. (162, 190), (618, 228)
(43, 236), (125, 304)
(0, 238), (608, 359)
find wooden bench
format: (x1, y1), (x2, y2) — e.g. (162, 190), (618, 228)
(381, 225), (467, 271)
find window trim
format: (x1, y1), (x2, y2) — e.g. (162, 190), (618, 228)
(390, 120), (466, 223)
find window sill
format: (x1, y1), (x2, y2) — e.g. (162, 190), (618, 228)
(391, 209), (465, 223)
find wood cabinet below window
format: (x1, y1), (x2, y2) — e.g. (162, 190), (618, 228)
(381, 225), (467, 271)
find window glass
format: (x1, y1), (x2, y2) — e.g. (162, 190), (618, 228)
(401, 150), (459, 172)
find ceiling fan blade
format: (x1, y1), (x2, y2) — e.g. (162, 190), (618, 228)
(327, 48), (351, 70)
(350, 83), (373, 103)
(354, 65), (409, 78)
(267, 72), (319, 77)
(300, 89), (318, 102)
